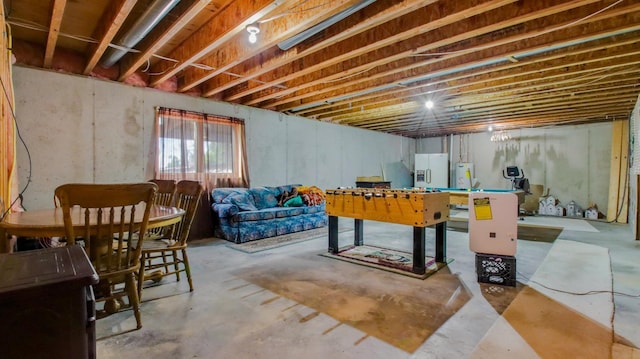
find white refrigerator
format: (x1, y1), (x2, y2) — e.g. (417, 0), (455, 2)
(414, 153), (448, 188)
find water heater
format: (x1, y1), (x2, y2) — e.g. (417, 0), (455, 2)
(455, 162), (474, 188)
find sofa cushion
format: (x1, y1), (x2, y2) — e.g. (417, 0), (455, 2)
(301, 203), (325, 214)
(235, 210), (276, 221)
(222, 192), (258, 211)
(249, 186), (278, 209)
(272, 206), (305, 218)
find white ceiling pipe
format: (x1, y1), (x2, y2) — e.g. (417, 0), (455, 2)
(277, 0), (376, 51)
(100, 0), (180, 68)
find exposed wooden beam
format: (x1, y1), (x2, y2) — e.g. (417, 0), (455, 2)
(239, 0), (521, 106)
(148, 0), (285, 86)
(179, 0), (369, 92)
(83, 0), (137, 75)
(43, 0), (67, 68)
(276, 8), (640, 115)
(200, 0), (444, 98)
(297, 27), (640, 119)
(327, 42), (640, 122)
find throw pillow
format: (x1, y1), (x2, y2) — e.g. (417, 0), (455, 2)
(222, 192), (258, 211)
(284, 195), (304, 207)
(249, 186), (279, 209)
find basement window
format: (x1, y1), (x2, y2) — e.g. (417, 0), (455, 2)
(155, 107), (249, 188)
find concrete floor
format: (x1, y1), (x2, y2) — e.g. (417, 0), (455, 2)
(96, 215), (640, 358)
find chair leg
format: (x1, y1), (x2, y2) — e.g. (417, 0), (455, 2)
(161, 251), (169, 274)
(172, 250), (180, 282)
(126, 272), (142, 329)
(182, 248), (194, 292)
(137, 258), (146, 302)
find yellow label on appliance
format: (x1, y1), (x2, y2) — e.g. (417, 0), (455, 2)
(473, 197), (492, 220)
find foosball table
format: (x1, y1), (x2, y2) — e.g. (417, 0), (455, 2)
(325, 188), (450, 275)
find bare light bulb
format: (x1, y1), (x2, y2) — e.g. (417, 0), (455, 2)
(425, 100), (434, 109)
(246, 23), (260, 44)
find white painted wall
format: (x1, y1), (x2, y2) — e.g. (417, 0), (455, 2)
(13, 65), (622, 217)
(12, 66), (415, 210)
(418, 123), (613, 214)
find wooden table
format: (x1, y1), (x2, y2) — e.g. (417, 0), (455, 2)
(0, 205), (185, 253)
(324, 188), (450, 275)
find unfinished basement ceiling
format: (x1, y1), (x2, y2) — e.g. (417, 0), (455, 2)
(5, 0), (640, 138)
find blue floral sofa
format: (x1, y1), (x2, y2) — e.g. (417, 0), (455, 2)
(211, 184), (327, 243)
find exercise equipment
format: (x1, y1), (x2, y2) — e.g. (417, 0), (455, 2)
(503, 166), (530, 193)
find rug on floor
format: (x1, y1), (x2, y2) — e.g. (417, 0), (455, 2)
(225, 226), (352, 253)
(320, 244), (439, 279)
(235, 252), (471, 353)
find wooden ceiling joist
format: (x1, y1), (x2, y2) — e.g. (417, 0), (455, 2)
(9, 0), (640, 137)
(43, 0), (67, 68)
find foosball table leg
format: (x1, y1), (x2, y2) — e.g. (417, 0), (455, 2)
(328, 216), (339, 254)
(435, 221), (447, 263)
(412, 227), (426, 275)
(354, 219), (364, 246)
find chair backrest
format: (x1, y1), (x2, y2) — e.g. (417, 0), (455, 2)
(54, 183), (158, 277)
(147, 179), (177, 238)
(172, 180), (204, 245)
(149, 179), (176, 207)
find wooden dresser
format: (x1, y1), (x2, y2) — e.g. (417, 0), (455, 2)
(0, 246), (99, 359)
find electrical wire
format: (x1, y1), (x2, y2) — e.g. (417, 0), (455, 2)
(12, 17), (252, 86)
(0, 24), (32, 220)
(516, 250), (639, 347)
(5, 17), (214, 73)
(516, 270), (639, 298)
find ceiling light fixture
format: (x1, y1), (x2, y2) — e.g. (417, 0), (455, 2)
(425, 100), (434, 109)
(246, 23), (260, 44)
(490, 130), (511, 142)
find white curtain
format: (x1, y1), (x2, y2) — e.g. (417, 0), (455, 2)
(155, 107), (250, 191)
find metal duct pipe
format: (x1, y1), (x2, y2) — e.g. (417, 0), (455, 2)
(277, 0), (376, 51)
(100, 0), (180, 68)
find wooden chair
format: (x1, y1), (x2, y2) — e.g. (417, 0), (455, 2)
(146, 179), (177, 239)
(55, 182), (157, 329)
(137, 180), (203, 299)
(149, 179), (176, 206)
